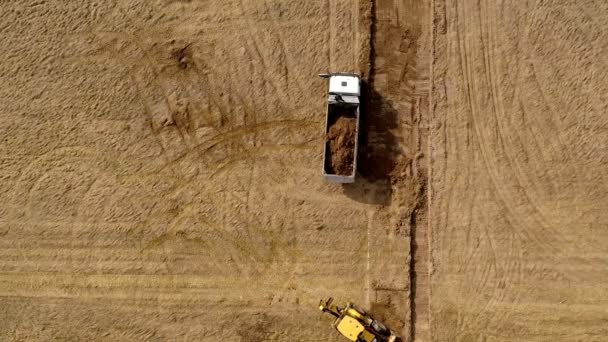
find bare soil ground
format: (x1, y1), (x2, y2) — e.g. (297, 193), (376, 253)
(429, 0), (608, 341)
(0, 0), (606, 341)
(0, 0), (410, 341)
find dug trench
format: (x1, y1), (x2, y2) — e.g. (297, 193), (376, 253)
(337, 58), (429, 342)
(342, 0), (433, 340)
(355, 83), (429, 341)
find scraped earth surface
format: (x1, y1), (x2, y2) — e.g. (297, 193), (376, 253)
(1, 0), (607, 341)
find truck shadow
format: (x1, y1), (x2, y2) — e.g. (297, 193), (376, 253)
(342, 81), (400, 206)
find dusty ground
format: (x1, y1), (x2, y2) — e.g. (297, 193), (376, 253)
(0, 0), (411, 341)
(0, 0), (606, 341)
(429, 0), (608, 341)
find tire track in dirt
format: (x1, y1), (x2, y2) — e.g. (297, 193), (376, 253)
(463, 3), (529, 324)
(441, 1), (541, 334)
(430, 0), (608, 340)
(69, 20), (314, 171)
(2, 139), (342, 296)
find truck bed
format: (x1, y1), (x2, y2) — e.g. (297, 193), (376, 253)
(323, 96), (360, 183)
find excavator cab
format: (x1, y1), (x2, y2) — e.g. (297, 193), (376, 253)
(319, 297), (397, 342)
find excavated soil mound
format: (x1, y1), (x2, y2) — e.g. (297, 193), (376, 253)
(326, 116), (357, 175)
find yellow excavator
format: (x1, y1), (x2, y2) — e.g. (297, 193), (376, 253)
(319, 297), (398, 342)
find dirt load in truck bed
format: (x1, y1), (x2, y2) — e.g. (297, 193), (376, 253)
(326, 116), (357, 175)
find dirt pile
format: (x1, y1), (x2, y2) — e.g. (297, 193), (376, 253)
(326, 116), (357, 175)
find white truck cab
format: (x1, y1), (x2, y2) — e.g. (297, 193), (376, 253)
(328, 74), (360, 96)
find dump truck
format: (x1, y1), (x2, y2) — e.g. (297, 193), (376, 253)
(319, 297), (398, 342)
(319, 73), (361, 183)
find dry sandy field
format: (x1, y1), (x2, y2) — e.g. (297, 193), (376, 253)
(0, 0), (606, 341)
